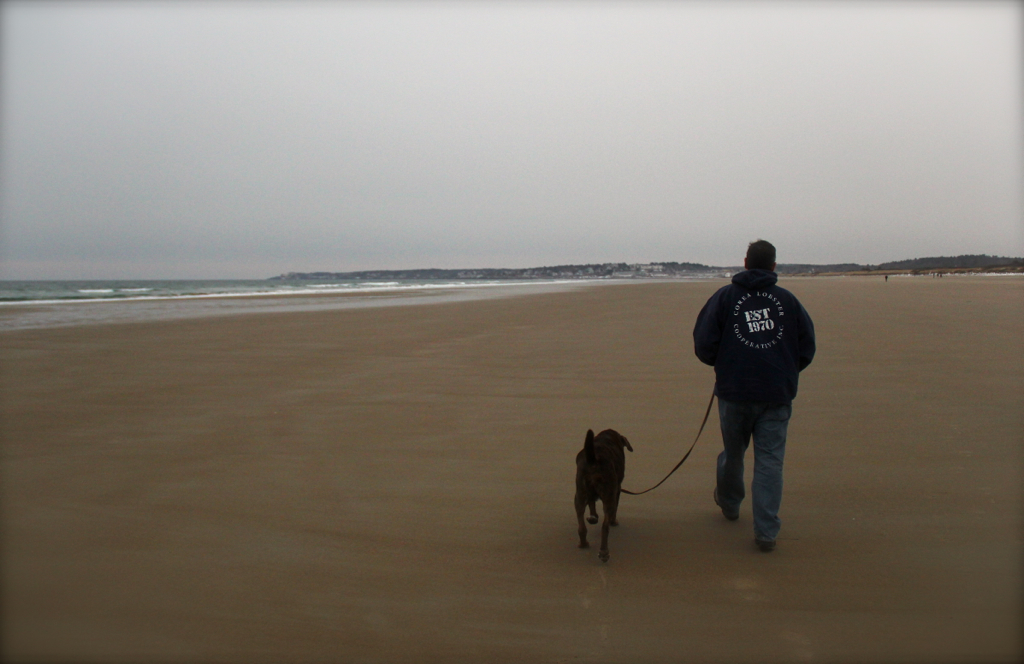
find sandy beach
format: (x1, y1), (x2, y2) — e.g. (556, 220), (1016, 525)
(2, 276), (1021, 662)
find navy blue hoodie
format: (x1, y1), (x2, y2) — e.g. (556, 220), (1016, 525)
(693, 269), (815, 405)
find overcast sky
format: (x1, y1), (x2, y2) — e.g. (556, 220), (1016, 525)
(1, 1), (1022, 279)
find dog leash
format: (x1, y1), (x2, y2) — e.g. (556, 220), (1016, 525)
(620, 389), (716, 496)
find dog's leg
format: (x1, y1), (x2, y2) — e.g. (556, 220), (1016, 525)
(599, 502), (611, 562)
(609, 487), (621, 527)
(587, 499), (598, 525)
(575, 493), (589, 549)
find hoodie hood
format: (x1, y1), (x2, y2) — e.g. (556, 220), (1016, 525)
(731, 269), (778, 290)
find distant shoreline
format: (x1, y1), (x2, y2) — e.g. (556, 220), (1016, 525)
(273, 254), (1023, 282)
(788, 266), (1024, 277)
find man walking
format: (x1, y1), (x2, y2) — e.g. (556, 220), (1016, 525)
(693, 240), (816, 552)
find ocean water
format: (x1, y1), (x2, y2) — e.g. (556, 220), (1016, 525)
(0, 278), (595, 331)
(0, 278), (519, 304)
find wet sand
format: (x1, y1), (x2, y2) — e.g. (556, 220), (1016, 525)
(2, 277), (1021, 662)
(0, 280), (595, 332)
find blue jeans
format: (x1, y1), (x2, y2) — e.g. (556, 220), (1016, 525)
(715, 398), (792, 541)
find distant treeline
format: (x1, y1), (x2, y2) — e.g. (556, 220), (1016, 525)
(777, 254), (1023, 274)
(272, 255), (1023, 280)
(774, 263), (864, 274)
(875, 255), (1023, 270)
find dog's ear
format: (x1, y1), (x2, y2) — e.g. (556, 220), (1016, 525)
(584, 429), (596, 464)
(622, 435), (633, 452)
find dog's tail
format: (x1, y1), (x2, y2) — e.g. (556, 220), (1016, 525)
(584, 429), (596, 464)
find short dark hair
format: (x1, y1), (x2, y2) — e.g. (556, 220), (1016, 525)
(746, 240), (776, 270)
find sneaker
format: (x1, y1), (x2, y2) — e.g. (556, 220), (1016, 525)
(755, 538), (776, 552)
(714, 488), (739, 521)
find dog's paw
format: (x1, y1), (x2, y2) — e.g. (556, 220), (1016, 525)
(599, 551), (610, 562)
(610, 520), (619, 527)
(578, 541), (590, 549)
(587, 515), (598, 525)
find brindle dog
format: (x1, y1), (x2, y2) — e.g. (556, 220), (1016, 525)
(575, 429), (633, 562)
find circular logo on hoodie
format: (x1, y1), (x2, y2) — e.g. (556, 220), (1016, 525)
(731, 291), (786, 349)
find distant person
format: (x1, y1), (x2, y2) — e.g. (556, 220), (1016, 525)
(692, 240), (816, 552)
(885, 275), (888, 283)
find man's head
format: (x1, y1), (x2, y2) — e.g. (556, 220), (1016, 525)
(744, 240), (777, 271)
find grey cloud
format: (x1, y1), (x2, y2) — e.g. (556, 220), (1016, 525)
(1, 1), (1021, 278)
